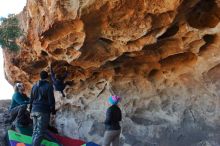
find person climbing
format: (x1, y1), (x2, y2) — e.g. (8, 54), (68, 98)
(103, 95), (122, 146)
(30, 71), (56, 146)
(5, 82), (30, 125)
(50, 63), (69, 97)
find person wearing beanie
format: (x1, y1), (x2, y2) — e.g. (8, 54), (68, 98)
(30, 70), (56, 145)
(103, 95), (122, 146)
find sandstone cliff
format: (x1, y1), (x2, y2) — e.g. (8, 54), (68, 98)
(3, 0), (220, 145)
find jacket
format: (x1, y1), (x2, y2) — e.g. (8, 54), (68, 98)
(30, 80), (55, 114)
(104, 105), (122, 130)
(10, 92), (29, 110)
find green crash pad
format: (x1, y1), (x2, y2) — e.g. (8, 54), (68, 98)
(8, 130), (59, 146)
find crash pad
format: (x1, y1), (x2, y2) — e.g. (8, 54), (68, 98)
(81, 142), (100, 146)
(8, 130), (59, 146)
(51, 133), (85, 146)
(8, 130), (86, 146)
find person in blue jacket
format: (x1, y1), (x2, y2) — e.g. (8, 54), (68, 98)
(7, 82), (30, 124)
(50, 64), (69, 97)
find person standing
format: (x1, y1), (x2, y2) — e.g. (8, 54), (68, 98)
(30, 71), (56, 146)
(103, 95), (122, 146)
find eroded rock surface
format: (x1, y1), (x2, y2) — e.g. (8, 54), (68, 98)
(3, 0), (220, 145)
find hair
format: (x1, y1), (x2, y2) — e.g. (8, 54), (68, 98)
(40, 71), (48, 79)
(14, 82), (23, 92)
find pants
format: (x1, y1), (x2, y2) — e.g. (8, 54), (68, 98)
(103, 130), (121, 146)
(31, 112), (50, 146)
(8, 104), (27, 124)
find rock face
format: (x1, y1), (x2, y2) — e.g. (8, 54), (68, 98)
(3, 0), (220, 145)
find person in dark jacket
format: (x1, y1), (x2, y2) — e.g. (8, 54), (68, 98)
(6, 82), (29, 124)
(30, 71), (56, 146)
(103, 95), (122, 146)
(50, 64), (68, 97)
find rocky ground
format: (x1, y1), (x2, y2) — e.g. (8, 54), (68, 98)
(0, 100), (11, 146)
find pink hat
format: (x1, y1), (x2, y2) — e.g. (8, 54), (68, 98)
(108, 95), (121, 105)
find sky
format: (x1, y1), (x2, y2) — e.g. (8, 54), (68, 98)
(0, 0), (26, 99)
